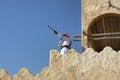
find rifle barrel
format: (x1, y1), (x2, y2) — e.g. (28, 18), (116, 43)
(48, 25), (55, 31)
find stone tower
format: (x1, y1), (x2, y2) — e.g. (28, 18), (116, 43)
(82, 0), (120, 52)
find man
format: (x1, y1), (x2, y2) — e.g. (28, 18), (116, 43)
(54, 31), (72, 55)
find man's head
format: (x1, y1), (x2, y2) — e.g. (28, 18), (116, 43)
(63, 34), (70, 38)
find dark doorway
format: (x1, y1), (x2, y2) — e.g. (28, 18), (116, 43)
(88, 13), (120, 52)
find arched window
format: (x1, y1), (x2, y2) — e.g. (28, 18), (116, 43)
(88, 13), (120, 52)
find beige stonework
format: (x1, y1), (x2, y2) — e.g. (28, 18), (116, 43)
(1, 0), (120, 79)
(1, 47), (120, 80)
(82, 0), (120, 51)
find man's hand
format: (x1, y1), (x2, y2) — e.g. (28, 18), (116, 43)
(53, 30), (58, 34)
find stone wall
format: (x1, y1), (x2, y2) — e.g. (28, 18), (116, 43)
(1, 47), (120, 80)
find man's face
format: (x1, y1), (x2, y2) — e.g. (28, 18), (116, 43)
(63, 36), (69, 40)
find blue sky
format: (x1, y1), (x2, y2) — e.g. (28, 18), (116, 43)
(0, 0), (81, 75)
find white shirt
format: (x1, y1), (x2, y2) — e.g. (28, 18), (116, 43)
(57, 33), (71, 47)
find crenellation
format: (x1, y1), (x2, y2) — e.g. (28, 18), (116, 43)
(0, 47), (120, 80)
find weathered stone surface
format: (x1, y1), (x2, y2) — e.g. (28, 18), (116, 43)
(82, 0), (120, 49)
(0, 69), (11, 80)
(12, 68), (34, 80)
(46, 47), (120, 80)
(1, 47), (120, 80)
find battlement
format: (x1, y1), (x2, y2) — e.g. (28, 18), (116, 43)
(1, 47), (120, 80)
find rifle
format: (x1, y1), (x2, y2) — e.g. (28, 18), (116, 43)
(48, 25), (58, 34)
